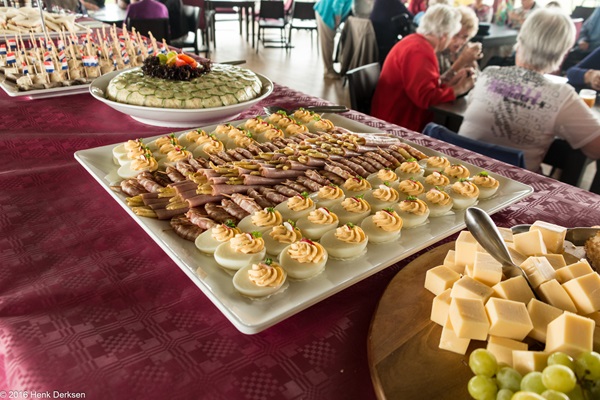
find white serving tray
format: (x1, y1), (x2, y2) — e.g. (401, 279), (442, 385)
(74, 114), (533, 334)
(0, 77), (89, 98)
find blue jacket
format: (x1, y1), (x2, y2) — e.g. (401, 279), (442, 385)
(567, 45), (600, 90)
(579, 7), (600, 51)
(314, 0), (353, 30)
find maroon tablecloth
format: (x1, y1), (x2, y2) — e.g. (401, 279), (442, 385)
(1, 84), (599, 400)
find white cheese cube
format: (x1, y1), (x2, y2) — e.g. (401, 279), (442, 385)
(538, 279), (578, 313)
(431, 288), (452, 326)
(519, 256), (556, 289)
(527, 298), (563, 343)
(492, 276), (535, 304)
(513, 230), (548, 257)
(530, 221), (567, 254)
(425, 265), (461, 296)
(545, 312), (595, 358)
(472, 252), (502, 287)
(512, 350), (550, 376)
(454, 231), (482, 269)
(439, 317), (470, 355)
(486, 336), (528, 367)
(485, 297), (533, 341)
(541, 254), (567, 270)
(449, 297), (490, 341)
(451, 276), (494, 302)
(562, 273), (600, 315)
(443, 249), (463, 274)
(498, 227), (514, 243)
(555, 260), (594, 284)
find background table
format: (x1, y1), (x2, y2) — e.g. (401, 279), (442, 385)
(1, 83), (599, 399)
(89, 3), (127, 25)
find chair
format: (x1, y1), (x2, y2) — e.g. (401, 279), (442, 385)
(288, 1), (317, 47)
(570, 6), (595, 22)
(169, 4), (212, 55)
(422, 122), (526, 168)
(345, 62), (380, 115)
(127, 18), (171, 42)
(256, 0), (289, 53)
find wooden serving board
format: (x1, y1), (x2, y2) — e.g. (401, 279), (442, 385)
(367, 242), (482, 400)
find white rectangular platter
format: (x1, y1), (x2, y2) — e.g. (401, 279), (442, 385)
(74, 114), (533, 334)
(0, 77), (89, 98)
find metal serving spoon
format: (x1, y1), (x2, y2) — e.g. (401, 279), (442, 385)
(263, 105), (349, 115)
(464, 207), (540, 299)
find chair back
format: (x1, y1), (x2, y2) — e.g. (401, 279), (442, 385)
(345, 62), (381, 115)
(127, 18), (170, 42)
(570, 6), (595, 22)
(291, 1), (315, 20)
(422, 122), (526, 168)
(182, 4), (201, 31)
(259, 0), (286, 20)
(572, 17), (584, 42)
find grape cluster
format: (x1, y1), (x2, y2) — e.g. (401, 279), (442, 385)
(467, 348), (600, 400)
(141, 56), (211, 81)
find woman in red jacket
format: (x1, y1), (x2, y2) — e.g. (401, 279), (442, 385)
(371, 4), (475, 132)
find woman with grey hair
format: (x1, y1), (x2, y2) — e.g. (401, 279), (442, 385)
(371, 4), (476, 131)
(458, 8), (600, 172)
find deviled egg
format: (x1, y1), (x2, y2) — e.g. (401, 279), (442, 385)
(263, 221), (303, 256)
(279, 239), (328, 280)
(232, 258), (288, 298)
(117, 152), (158, 179)
(274, 192), (316, 221)
(366, 168), (399, 187)
(330, 196), (372, 225)
(396, 178), (425, 201)
(446, 180), (480, 210)
(360, 209), (403, 244)
(296, 207), (340, 240)
(342, 176), (372, 197)
(422, 171), (450, 191)
(470, 171), (500, 199)
(214, 231), (266, 271)
(320, 223), (369, 260)
(392, 196), (430, 228)
(112, 138), (145, 166)
(419, 155), (450, 175)
(311, 184), (345, 209)
(443, 163), (471, 183)
(420, 188), (454, 217)
(177, 128), (207, 149)
(193, 136), (225, 159)
(363, 183), (401, 211)
(195, 221), (241, 255)
(394, 158), (424, 181)
(238, 207), (284, 234)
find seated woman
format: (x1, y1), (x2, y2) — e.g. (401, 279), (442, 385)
(468, 0), (492, 23)
(125, 0), (169, 21)
(371, 4), (475, 132)
(438, 6), (482, 84)
(458, 8), (600, 173)
(506, 0), (539, 30)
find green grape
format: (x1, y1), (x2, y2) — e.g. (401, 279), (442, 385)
(541, 365), (576, 393)
(467, 375), (497, 400)
(547, 352), (575, 371)
(495, 388), (513, 400)
(565, 384), (585, 400)
(574, 351), (600, 380)
(469, 349), (498, 377)
(496, 366), (522, 392)
(589, 379), (600, 398)
(540, 389), (569, 400)
(521, 371), (546, 394)
(510, 391), (545, 400)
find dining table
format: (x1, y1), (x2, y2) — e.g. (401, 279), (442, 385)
(1, 77), (600, 400)
(206, 0), (256, 48)
(88, 3), (127, 25)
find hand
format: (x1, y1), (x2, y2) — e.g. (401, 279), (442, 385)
(454, 42), (483, 70)
(584, 69), (600, 91)
(450, 68), (476, 97)
(579, 41), (590, 52)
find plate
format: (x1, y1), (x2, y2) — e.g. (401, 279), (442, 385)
(0, 75), (90, 99)
(89, 67), (275, 128)
(74, 114), (533, 334)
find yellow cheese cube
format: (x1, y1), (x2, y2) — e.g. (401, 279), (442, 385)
(443, 249), (463, 274)
(585, 311), (600, 326)
(425, 265), (461, 296)
(451, 276), (494, 302)
(492, 276), (535, 304)
(498, 227), (514, 243)
(512, 350), (550, 376)
(431, 288), (452, 326)
(545, 312), (595, 358)
(562, 273), (600, 315)
(513, 230), (548, 257)
(472, 252), (502, 287)
(486, 297), (533, 341)
(555, 260), (594, 284)
(542, 254), (567, 271)
(538, 279), (578, 313)
(530, 221), (567, 254)
(449, 297), (490, 341)
(455, 231), (483, 269)
(527, 298), (563, 343)
(464, 264), (474, 278)
(486, 336), (528, 366)
(519, 256), (556, 289)
(439, 317), (470, 355)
